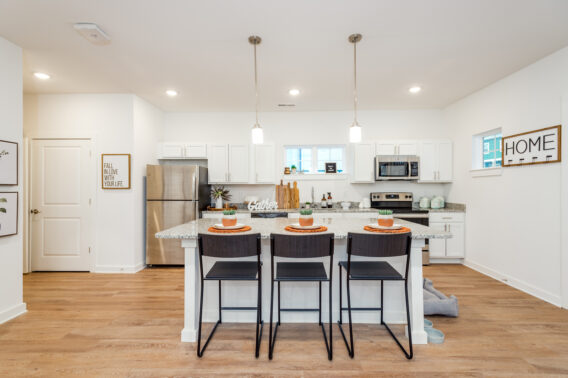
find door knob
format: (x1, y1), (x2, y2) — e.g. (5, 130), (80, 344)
(30, 209), (41, 214)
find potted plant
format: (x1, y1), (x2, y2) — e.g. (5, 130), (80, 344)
(211, 186), (231, 209)
(222, 210), (237, 227)
(299, 209), (314, 227)
(291, 165), (297, 174)
(378, 209), (394, 227)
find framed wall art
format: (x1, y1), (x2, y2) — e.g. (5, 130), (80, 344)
(0, 192), (18, 237)
(101, 154), (131, 189)
(0, 140), (18, 185)
(502, 125), (561, 167)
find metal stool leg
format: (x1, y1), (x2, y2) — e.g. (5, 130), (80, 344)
(337, 265), (354, 357)
(382, 279), (413, 359)
(255, 266), (264, 358)
(197, 279), (221, 357)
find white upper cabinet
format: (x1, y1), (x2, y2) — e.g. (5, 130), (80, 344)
(254, 144), (276, 184)
(228, 144), (249, 183)
(184, 144), (207, 159)
(160, 143), (184, 158)
(376, 140), (417, 155)
(158, 143), (207, 159)
(207, 144), (229, 183)
(419, 140), (453, 182)
(351, 143), (375, 183)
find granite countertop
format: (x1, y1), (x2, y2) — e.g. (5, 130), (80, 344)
(156, 217), (452, 240)
(202, 202), (465, 214)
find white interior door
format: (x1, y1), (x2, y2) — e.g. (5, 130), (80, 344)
(31, 139), (92, 271)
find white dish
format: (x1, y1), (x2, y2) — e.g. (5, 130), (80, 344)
(366, 223), (403, 230)
(213, 223), (246, 230)
(289, 223), (322, 230)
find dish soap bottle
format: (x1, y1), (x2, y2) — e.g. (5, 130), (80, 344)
(321, 194), (327, 208)
(327, 192), (333, 208)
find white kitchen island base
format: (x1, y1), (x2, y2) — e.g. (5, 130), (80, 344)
(155, 218), (450, 346)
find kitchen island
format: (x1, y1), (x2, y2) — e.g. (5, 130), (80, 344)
(156, 217), (450, 345)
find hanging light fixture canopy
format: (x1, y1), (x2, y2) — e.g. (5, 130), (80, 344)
(348, 33), (362, 143)
(249, 35), (264, 144)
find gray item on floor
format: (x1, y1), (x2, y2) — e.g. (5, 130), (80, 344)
(423, 278), (459, 317)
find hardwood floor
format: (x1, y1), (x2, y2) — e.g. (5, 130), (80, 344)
(1, 265), (567, 377)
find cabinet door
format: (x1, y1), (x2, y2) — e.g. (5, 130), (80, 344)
(254, 144), (275, 183)
(161, 143), (184, 158)
(207, 144), (228, 183)
(445, 222), (465, 257)
(376, 142), (397, 155)
(184, 144), (207, 159)
(437, 141), (453, 181)
(419, 142), (437, 181)
(228, 144), (249, 183)
(352, 143), (375, 183)
(428, 222), (447, 257)
(397, 141), (418, 155)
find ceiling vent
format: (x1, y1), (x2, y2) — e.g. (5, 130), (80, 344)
(278, 104), (296, 107)
(73, 23), (111, 45)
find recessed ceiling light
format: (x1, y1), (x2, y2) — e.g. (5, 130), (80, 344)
(33, 72), (50, 80)
(166, 90), (178, 97)
(289, 88), (300, 96)
(409, 86), (422, 94)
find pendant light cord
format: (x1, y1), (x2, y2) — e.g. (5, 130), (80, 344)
(353, 39), (358, 125)
(254, 41), (259, 126)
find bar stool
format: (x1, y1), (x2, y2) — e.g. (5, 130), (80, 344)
(268, 233), (334, 360)
(337, 232), (413, 359)
(197, 233), (263, 358)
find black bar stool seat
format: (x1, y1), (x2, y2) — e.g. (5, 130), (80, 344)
(206, 261), (259, 280)
(338, 261), (403, 280)
(276, 262), (328, 281)
(197, 233), (263, 358)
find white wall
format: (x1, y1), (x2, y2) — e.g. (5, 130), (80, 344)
(0, 37), (26, 323)
(24, 94), (163, 272)
(561, 93), (568, 308)
(164, 109), (451, 203)
(444, 47), (568, 306)
(133, 97), (163, 267)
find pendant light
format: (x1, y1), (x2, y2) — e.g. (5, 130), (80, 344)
(249, 35), (264, 144)
(348, 33), (362, 143)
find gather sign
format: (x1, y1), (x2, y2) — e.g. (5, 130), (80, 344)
(502, 125), (561, 167)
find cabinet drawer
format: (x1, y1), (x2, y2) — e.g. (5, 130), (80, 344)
(429, 212), (464, 223)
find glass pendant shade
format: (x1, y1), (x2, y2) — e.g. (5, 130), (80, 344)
(349, 123), (362, 143)
(251, 124), (264, 144)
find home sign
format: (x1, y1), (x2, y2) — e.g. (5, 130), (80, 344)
(502, 125), (561, 167)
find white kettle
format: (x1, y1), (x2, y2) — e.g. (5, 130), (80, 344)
(419, 197), (430, 209)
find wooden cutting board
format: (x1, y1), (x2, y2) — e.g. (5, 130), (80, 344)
(275, 180), (300, 209)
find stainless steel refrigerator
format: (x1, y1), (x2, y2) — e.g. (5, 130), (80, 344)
(146, 165), (209, 265)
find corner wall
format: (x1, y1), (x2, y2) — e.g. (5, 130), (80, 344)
(23, 94), (163, 272)
(0, 37), (26, 323)
(444, 46), (568, 306)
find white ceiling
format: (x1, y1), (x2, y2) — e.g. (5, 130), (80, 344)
(1, 0), (568, 112)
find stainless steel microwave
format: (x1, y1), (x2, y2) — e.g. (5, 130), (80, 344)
(375, 155), (420, 180)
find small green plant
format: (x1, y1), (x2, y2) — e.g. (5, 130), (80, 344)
(223, 210), (236, 216)
(0, 198), (6, 213)
(291, 165), (297, 170)
(211, 186), (231, 201)
(378, 209), (393, 216)
(300, 209), (313, 216)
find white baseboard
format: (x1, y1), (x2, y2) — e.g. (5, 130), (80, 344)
(464, 259), (562, 307)
(0, 303), (27, 324)
(181, 328), (197, 342)
(429, 258), (464, 264)
(94, 263), (146, 273)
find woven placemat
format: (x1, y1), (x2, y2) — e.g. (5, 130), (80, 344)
(208, 225), (252, 234)
(284, 225), (328, 233)
(363, 226), (411, 234)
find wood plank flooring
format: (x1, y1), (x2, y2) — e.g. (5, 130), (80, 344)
(1, 265), (567, 377)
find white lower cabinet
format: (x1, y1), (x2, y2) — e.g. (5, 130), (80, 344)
(429, 212), (465, 259)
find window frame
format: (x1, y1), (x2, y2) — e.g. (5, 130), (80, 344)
(283, 144), (347, 175)
(471, 128), (503, 176)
